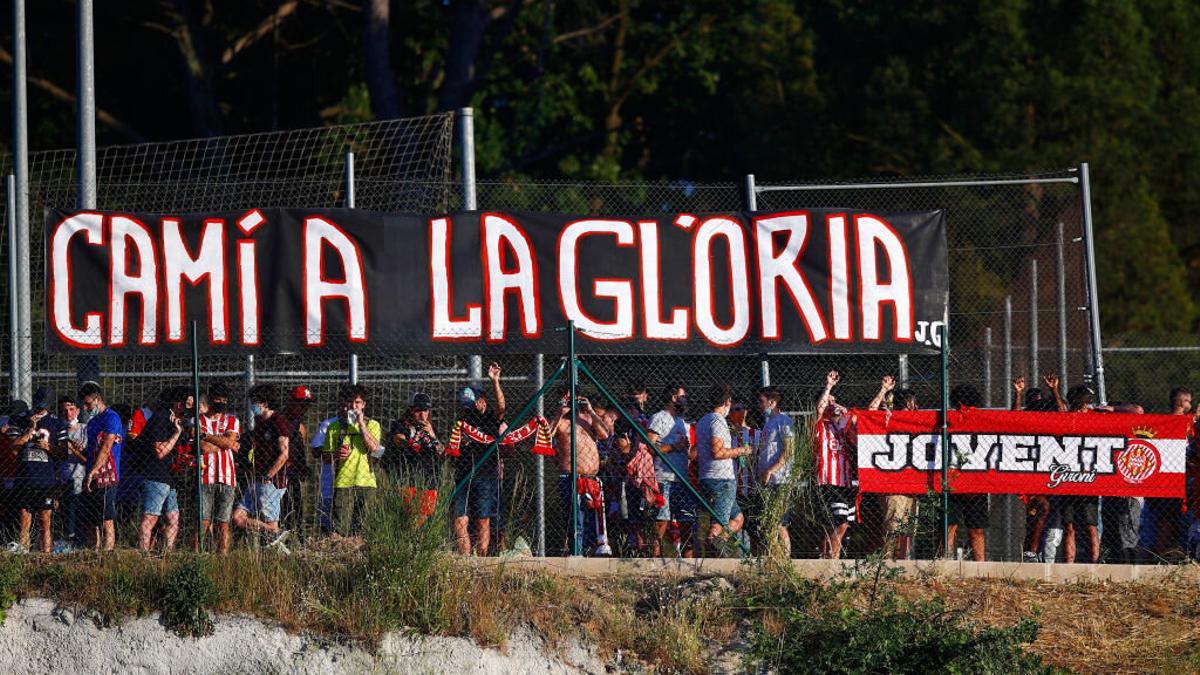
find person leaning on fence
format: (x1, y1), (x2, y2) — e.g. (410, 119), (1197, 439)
(867, 377), (921, 560)
(609, 387), (653, 554)
(646, 384), (695, 558)
(197, 383), (242, 555)
(695, 385), (752, 555)
(452, 362), (506, 556)
(551, 390), (613, 556)
(321, 384), (383, 538)
(1012, 376), (1055, 563)
(814, 371), (857, 559)
(388, 392), (444, 525)
(231, 384), (291, 548)
(78, 382), (125, 552)
(1059, 384), (1101, 564)
(9, 387), (68, 554)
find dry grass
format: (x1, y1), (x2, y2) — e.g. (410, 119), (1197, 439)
(900, 566), (1200, 674)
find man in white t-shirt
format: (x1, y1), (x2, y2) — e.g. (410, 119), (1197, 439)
(753, 386), (795, 556)
(645, 384), (694, 557)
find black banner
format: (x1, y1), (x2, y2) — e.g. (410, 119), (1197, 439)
(45, 208), (947, 354)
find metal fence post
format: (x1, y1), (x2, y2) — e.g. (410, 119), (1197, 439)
(1078, 163), (1108, 404)
(75, 0), (100, 388)
(567, 321), (580, 556)
(534, 352), (546, 557)
(898, 354), (909, 390)
(243, 354), (256, 431)
(191, 320), (203, 551)
(939, 324), (950, 556)
(345, 151), (359, 385)
(1029, 259), (1039, 381)
(983, 327), (992, 407)
(6, 175), (18, 401)
(1003, 296), (1013, 409)
(743, 174), (771, 387)
(1056, 221), (1068, 387)
(460, 109), (483, 384)
(12, 0), (31, 404)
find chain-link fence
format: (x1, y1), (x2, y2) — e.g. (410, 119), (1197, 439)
(3, 115), (1197, 562)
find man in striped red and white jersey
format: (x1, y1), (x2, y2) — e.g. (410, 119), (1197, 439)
(198, 383), (240, 554)
(814, 370), (856, 559)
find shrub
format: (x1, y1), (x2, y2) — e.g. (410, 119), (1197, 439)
(743, 558), (1061, 674)
(159, 556), (216, 637)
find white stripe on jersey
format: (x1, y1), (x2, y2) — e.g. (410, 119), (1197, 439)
(815, 414), (854, 488)
(199, 413), (240, 486)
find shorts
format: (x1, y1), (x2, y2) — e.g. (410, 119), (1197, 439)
(452, 476), (498, 520)
(80, 486), (118, 528)
(236, 482), (286, 524)
(401, 486), (439, 517)
(947, 493), (990, 529)
(1059, 496), (1099, 527)
(818, 485), (857, 525)
(654, 479), (697, 522)
(140, 480), (179, 517)
(699, 478), (741, 524)
(200, 483), (237, 523)
(883, 494), (918, 533)
(18, 484), (55, 512)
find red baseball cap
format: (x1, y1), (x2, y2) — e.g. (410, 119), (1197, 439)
(291, 386), (315, 402)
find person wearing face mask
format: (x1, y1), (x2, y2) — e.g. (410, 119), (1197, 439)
(231, 385), (291, 547)
(78, 382), (125, 551)
(646, 383), (695, 557)
(197, 383), (241, 554)
(696, 385), (753, 554)
(134, 386), (195, 553)
(56, 396), (88, 548)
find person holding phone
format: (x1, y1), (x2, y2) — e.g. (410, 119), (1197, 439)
(322, 384), (382, 537)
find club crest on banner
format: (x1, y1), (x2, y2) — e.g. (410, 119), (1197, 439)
(1115, 428), (1161, 485)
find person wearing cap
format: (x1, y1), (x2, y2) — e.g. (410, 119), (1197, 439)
(321, 384), (383, 537)
(10, 387), (69, 553)
(279, 385), (315, 540)
(197, 383), (241, 554)
(78, 382), (125, 551)
(388, 392), (444, 525)
(452, 362), (506, 556)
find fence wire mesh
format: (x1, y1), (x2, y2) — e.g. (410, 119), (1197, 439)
(2, 124), (1196, 563)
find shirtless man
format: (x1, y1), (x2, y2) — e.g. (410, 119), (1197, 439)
(553, 391), (611, 555)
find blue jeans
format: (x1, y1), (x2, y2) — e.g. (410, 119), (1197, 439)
(699, 478), (741, 525)
(558, 474), (600, 554)
(237, 482), (286, 524)
(140, 480), (179, 517)
(654, 479), (697, 522)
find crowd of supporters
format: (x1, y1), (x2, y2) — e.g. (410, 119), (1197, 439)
(0, 364), (1197, 562)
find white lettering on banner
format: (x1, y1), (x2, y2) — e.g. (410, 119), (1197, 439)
(638, 221), (689, 340)
(236, 210), (264, 346)
(50, 212), (105, 347)
(109, 215), (159, 346)
(482, 213), (540, 341)
(856, 215), (914, 341)
(694, 217), (751, 346)
(1047, 462), (1097, 488)
(429, 217), (483, 341)
(558, 220), (635, 340)
(303, 216), (368, 346)
(754, 213), (828, 342)
(863, 433), (1136, 478)
(162, 218), (227, 343)
(827, 214), (852, 340)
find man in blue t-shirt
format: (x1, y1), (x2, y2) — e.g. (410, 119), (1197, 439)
(7, 387), (67, 553)
(79, 382), (125, 551)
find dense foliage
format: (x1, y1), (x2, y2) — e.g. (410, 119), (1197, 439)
(2, 0), (1199, 334)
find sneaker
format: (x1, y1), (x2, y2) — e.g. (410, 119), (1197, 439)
(4, 542), (28, 554)
(594, 543), (613, 557)
(264, 529), (290, 549)
(1022, 551), (1039, 563)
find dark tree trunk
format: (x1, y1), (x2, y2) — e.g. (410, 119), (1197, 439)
(167, 0), (224, 137)
(363, 0), (403, 119)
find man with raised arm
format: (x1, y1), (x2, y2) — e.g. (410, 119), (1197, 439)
(815, 371), (856, 559)
(452, 362), (506, 556)
(552, 390), (612, 555)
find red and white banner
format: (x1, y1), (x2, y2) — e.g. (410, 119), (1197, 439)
(856, 409), (1191, 498)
